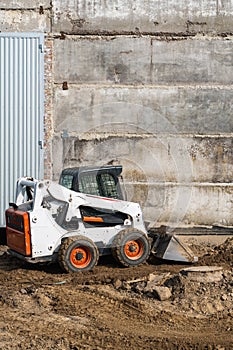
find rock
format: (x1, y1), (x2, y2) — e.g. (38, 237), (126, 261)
(180, 266), (223, 283)
(221, 294), (228, 301)
(144, 281), (156, 293)
(148, 273), (159, 282)
(113, 279), (122, 289)
(153, 286), (172, 301)
(105, 278), (112, 284)
(20, 288), (27, 294)
(134, 282), (146, 293)
(214, 301), (224, 312)
(122, 281), (131, 291)
(205, 302), (216, 314)
(147, 272), (171, 284)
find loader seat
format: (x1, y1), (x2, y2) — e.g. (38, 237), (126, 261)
(55, 202), (69, 227)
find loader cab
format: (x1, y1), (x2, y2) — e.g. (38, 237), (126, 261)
(59, 165), (126, 200)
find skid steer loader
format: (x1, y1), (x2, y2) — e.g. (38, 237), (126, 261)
(5, 170), (197, 273)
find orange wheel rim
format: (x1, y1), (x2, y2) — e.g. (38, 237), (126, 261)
(124, 240), (143, 260)
(70, 246), (91, 268)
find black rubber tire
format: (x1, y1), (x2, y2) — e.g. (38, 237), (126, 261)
(58, 235), (99, 273)
(111, 228), (150, 267)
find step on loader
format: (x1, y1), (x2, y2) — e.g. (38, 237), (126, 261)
(5, 171), (197, 273)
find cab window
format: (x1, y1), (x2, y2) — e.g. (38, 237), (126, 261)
(79, 173), (100, 196)
(99, 173), (118, 198)
(60, 175), (73, 190)
(79, 173), (119, 198)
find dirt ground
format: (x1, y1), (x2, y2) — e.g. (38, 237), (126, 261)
(0, 238), (232, 350)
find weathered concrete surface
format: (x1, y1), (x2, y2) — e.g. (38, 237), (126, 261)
(52, 29), (233, 229)
(54, 87), (233, 134)
(52, 130), (233, 226)
(0, 10), (50, 32)
(0, 1), (51, 9)
(151, 39), (233, 84)
(54, 37), (233, 84)
(140, 183), (233, 226)
(52, 131), (233, 184)
(53, 0), (233, 34)
(180, 266), (223, 282)
(52, 136), (233, 226)
(53, 83), (233, 227)
(130, 182), (233, 226)
(54, 37), (151, 85)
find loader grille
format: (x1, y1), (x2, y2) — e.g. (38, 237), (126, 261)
(5, 208), (31, 256)
(6, 210), (26, 232)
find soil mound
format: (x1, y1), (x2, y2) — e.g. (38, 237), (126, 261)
(199, 237), (233, 267)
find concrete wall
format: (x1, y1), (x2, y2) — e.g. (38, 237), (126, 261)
(1, 1), (233, 227)
(0, 1), (51, 32)
(52, 0), (233, 34)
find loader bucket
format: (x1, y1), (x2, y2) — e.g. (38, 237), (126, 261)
(151, 233), (198, 263)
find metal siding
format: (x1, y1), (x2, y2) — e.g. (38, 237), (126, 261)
(0, 33), (44, 226)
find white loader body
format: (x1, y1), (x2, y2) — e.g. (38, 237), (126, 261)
(6, 178), (147, 264)
(5, 177), (197, 272)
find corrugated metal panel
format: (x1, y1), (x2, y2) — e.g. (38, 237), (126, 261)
(0, 33), (44, 226)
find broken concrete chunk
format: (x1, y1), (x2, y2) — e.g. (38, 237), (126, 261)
(180, 266), (223, 283)
(147, 272), (171, 284)
(153, 286), (172, 301)
(113, 279), (122, 289)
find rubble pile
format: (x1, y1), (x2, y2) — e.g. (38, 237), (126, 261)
(115, 268), (232, 321)
(199, 237), (233, 267)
